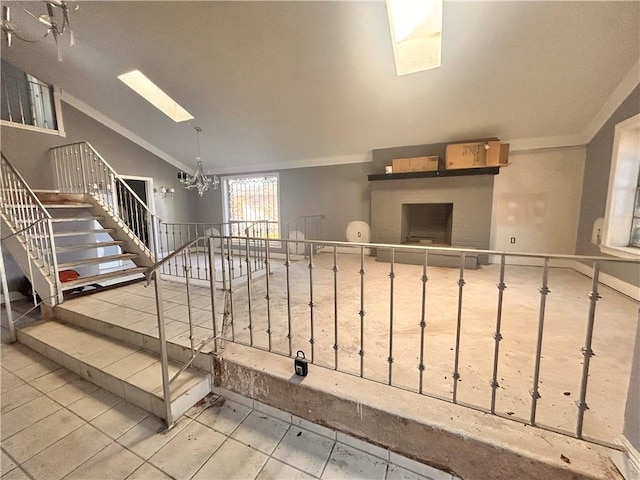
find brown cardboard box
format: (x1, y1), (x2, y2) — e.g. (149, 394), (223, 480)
(392, 156), (439, 173)
(445, 141), (509, 169)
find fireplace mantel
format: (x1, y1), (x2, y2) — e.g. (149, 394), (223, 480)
(367, 166), (500, 181)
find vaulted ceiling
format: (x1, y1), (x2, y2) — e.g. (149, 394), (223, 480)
(2, 1), (639, 173)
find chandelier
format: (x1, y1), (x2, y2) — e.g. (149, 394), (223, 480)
(1, 1), (76, 61)
(178, 126), (219, 196)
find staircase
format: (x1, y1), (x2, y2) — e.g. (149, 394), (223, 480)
(36, 191), (150, 293)
(1, 147), (213, 427)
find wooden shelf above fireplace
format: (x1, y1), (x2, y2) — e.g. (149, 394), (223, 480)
(367, 166), (500, 181)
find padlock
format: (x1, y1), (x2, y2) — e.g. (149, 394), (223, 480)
(294, 350), (309, 376)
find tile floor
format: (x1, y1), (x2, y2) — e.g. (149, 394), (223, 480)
(1, 334), (457, 480)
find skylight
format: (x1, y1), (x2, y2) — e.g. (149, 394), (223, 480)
(386, 0), (443, 76)
(118, 70), (194, 122)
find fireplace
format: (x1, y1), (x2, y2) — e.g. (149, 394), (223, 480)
(401, 203), (453, 246)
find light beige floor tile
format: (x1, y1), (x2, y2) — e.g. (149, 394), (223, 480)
(67, 388), (122, 421)
(1, 466), (31, 479)
(231, 410), (290, 455)
(22, 424), (112, 480)
(103, 351), (159, 380)
(387, 464), (434, 480)
(12, 358), (62, 382)
(2, 409), (85, 463)
(195, 398), (251, 435)
(389, 453), (453, 480)
(0, 396), (62, 440)
(193, 438), (268, 480)
(256, 458), (315, 480)
(1, 449), (17, 475)
(272, 426), (334, 477)
(252, 400), (292, 423)
(0, 369), (25, 392)
(321, 443), (387, 480)
(148, 421), (225, 479)
(29, 368), (79, 393)
(0, 384), (41, 413)
(1, 344), (48, 372)
(293, 416), (336, 440)
(117, 415), (192, 460)
(336, 432), (389, 461)
(82, 343), (140, 368)
(149, 320), (189, 339)
(125, 462), (172, 480)
(63, 442), (143, 480)
(128, 316), (160, 334)
(91, 401), (149, 439)
(47, 377), (101, 406)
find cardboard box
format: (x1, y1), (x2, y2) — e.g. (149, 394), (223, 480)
(445, 141), (509, 169)
(392, 156), (439, 173)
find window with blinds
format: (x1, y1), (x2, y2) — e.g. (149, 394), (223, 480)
(222, 173), (279, 239)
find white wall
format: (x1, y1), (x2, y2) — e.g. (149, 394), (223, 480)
(490, 146), (586, 264)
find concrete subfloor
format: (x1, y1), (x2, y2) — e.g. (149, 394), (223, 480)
(56, 251), (638, 445)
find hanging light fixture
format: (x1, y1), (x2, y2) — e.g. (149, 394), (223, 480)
(178, 126), (219, 196)
(1, 1), (76, 61)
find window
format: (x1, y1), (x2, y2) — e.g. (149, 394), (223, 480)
(222, 174), (280, 240)
(601, 113), (640, 257)
(0, 59), (64, 135)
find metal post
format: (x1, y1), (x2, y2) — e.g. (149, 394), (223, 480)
(490, 254), (507, 414)
(418, 251), (428, 394)
(184, 263), (195, 358)
(452, 253), (466, 403)
(245, 235), (253, 346)
(47, 219), (62, 304)
(576, 261), (601, 438)
(307, 243), (316, 362)
(264, 237), (272, 352)
(153, 271), (173, 427)
(333, 245), (339, 370)
(285, 241), (293, 356)
(225, 237), (235, 341)
(359, 245), (365, 377)
(207, 237), (218, 353)
(530, 257), (550, 426)
(388, 248), (395, 385)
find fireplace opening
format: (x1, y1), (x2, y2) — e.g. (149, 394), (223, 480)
(401, 203), (453, 246)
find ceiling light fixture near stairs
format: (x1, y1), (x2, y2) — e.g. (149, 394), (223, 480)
(1, 1), (76, 61)
(178, 126), (219, 196)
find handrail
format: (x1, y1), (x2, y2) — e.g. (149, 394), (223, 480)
(243, 219), (278, 235)
(50, 142), (161, 221)
(0, 217), (48, 241)
(1, 153), (52, 219)
(146, 236), (203, 281)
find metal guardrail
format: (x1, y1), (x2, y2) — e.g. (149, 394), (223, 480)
(147, 233), (639, 442)
(50, 142), (160, 262)
(1, 72), (56, 130)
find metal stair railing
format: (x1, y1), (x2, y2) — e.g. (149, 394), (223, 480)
(284, 214), (324, 257)
(0, 153), (62, 317)
(50, 142), (161, 262)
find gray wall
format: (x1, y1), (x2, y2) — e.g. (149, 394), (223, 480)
(1, 102), (200, 224)
(575, 85), (640, 286)
(194, 162), (371, 242)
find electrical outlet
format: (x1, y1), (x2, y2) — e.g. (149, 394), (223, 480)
(510, 237), (516, 244)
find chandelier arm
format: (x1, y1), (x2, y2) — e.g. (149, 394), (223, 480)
(2, 26), (52, 43)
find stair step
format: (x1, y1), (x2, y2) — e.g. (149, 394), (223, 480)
(54, 240), (127, 253)
(42, 203), (94, 209)
(51, 216), (104, 223)
(53, 229), (115, 238)
(17, 319), (211, 422)
(60, 266), (147, 290)
(58, 253), (138, 269)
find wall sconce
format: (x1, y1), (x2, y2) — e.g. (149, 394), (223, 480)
(155, 186), (175, 199)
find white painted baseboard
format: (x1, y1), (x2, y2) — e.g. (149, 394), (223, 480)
(612, 436), (640, 480)
(569, 260), (640, 302)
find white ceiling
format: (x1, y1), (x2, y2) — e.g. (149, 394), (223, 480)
(2, 1), (639, 173)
